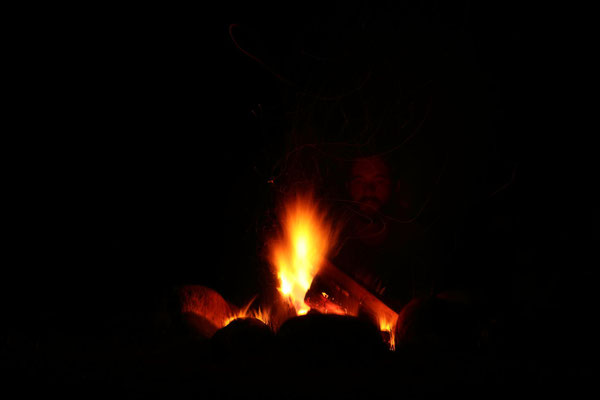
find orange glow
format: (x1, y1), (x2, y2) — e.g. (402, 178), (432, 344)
(223, 307), (271, 328)
(269, 192), (339, 316)
(222, 298), (272, 328)
(377, 313), (398, 351)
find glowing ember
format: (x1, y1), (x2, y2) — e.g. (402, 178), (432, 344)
(269, 192), (339, 316)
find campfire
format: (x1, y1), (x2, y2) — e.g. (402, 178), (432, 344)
(180, 191), (400, 351)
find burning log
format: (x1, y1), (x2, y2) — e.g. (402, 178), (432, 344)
(305, 261), (399, 321)
(304, 260), (400, 348)
(306, 263), (481, 352)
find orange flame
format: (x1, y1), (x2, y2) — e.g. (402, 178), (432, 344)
(221, 296), (271, 328)
(377, 314), (398, 351)
(269, 192), (338, 316)
(223, 306), (271, 328)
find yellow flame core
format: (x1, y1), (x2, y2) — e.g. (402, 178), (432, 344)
(378, 314), (398, 351)
(270, 193), (337, 316)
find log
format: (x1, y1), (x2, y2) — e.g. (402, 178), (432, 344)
(304, 260), (399, 325)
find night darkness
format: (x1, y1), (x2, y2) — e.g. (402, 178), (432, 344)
(4, 2), (595, 397)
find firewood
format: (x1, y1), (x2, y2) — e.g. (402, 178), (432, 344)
(305, 261), (399, 324)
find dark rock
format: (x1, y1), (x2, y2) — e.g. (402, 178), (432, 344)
(177, 285), (234, 330)
(210, 317), (275, 361)
(180, 312), (220, 340)
(275, 313), (387, 365)
(395, 296), (481, 353)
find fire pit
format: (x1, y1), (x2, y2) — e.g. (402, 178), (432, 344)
(173, 188), (486, 399)
(176, 190), (413, 372)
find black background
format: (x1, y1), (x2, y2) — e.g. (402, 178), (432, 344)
(4, 1), (595, 392)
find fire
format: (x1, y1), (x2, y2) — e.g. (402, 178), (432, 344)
(223, 306), (271, 328)
(269, 192), (338, 316)
(377, 314), (398, 351)
(221, 296), (271, 328)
